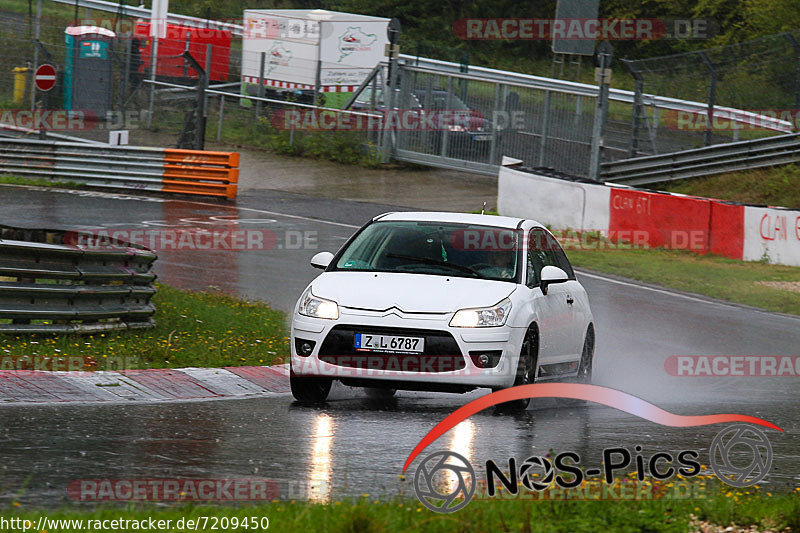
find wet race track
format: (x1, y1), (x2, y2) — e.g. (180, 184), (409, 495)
(1, 184), (799, 506)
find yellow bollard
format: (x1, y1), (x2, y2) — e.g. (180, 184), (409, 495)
(13, 67), (30, 105)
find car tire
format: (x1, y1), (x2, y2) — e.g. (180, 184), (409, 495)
(577, 324), (595, 384)
(290, 375), (332, 404)
(365, 387), (396, 399)
(495, 324), (538, 410)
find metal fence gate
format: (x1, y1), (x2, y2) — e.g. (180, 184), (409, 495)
(391, 63), (599, 177)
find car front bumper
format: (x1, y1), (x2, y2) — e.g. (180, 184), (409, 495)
(290, 308), (525, 389)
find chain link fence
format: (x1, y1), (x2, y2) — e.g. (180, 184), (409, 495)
(623, 30), (800, 156)
(389, 64), (634, 177)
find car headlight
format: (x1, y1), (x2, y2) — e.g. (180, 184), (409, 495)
(449, 298), (512, 328)
(298, 287), (339, 320)
(448, 124), (467, 132)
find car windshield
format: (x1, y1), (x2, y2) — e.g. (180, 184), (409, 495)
(333, 221), (519, 282)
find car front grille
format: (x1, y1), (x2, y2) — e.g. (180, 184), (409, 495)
(318, 325), (466, 373)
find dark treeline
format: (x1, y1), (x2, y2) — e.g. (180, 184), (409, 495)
(162, 0), (800, 70)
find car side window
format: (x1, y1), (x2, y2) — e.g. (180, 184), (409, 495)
(526, 228), (575, 287)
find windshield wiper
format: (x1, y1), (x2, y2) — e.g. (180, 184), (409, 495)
(385, 253), (485, 278)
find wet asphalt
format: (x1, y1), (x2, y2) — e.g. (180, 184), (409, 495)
(1, 184), (799, 507)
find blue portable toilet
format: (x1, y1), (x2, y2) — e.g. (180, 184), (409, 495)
(64, 26), (116, 119)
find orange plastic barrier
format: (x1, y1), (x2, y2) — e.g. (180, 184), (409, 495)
(161, 149), (239, 199)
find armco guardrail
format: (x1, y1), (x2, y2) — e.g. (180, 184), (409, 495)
(0, 138), (239, 199)
(600, 133), (800, 186)
(0, 224), (157, 334)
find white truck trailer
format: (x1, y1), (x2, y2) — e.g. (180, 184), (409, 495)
(242, 9), (390, 107)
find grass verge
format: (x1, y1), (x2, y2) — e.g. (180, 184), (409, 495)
(662, 164), (800, 209)
(4, 487), (800, 533)
(0, 174), (85, 189)
(208, 109), (382, 168)
(0, 284), (289, 369)
(566, 246), (800, 316)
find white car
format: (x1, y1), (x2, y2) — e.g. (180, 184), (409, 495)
(290, 212), (595, 407)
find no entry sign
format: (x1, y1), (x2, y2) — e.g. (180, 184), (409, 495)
(34, 64), (57, 92)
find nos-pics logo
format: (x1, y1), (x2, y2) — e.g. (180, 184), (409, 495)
(413, 424), (773, 514)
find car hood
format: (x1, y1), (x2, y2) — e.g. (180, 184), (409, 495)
(310, 271), (515, 313)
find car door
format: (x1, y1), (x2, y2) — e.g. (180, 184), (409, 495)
(542, 231), (587, 358)
(526, 228), (575, 365)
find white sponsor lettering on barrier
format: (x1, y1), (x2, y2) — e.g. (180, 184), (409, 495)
(743, 206), (800, 266)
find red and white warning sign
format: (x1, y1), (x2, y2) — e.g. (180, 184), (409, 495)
(34, 64), (57, 92)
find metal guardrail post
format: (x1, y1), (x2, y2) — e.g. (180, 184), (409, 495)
(381, 55), (400, 163)
(441, 76), (453, 158)
(622, 59), (645, 157)
(200, 44), (211, 150)
(538, 90), (552, 168)
(489, 82), (501, 165)
(147, 36), (158, 129)
(30, 0), (42, 113)
(700, 52), (717, 147)
(783, 33), (800, 111)
(371, 70), (379, 148)
(183, 33), (190, 78)
(589, 42), (613, 181)
(217, 94), (225, 141)
(120, 37), (132, 120)
(256, 51), (266, 119)
(180, 50), (208, 150)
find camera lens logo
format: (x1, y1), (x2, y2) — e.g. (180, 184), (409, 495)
(519, 456), (554, 491)
(413, 451), (475, 513)
(710, 424), (773, 487)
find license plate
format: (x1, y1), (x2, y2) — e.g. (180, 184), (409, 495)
(355, 333), (424, 353)
(472, 134), (491, 141)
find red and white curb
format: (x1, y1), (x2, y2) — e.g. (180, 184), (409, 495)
(0, 365), (291, 405)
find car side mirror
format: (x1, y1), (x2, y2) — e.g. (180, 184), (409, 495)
(540, 265), (569, 295)
(310, 251), (334, 270)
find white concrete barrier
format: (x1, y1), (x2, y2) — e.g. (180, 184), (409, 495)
(498, 159), (800, 268)
(743, 206), (800, 266)
(498, 163), (610, 233)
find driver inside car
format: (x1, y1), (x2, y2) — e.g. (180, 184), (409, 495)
(477, 250), (516, 279)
